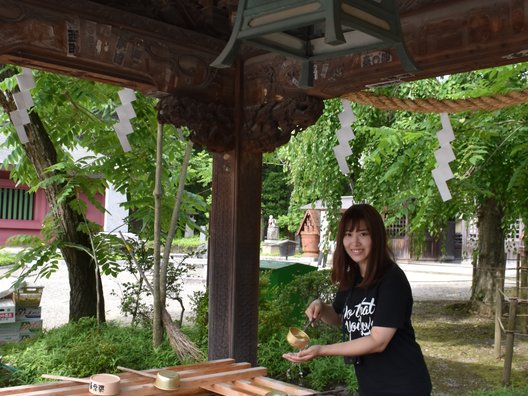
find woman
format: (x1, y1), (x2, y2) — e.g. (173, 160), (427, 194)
(283, 204), (432, 396)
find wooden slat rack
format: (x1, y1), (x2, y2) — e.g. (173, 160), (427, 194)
(0, 358), (316, 396)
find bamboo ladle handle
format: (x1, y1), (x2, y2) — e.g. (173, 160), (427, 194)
(116, 366), (157, 379)
(42, 374), (91, 383)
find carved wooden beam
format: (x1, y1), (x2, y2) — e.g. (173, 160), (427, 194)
(157, 55), (323, 153)
(307, 0), (528, 97)
(0, 0), (233, 102)
(157, 93), (323, 153)
(242, 57), (324, 152)
(157, 96), (235, 152)
(2, 0), (528, 103)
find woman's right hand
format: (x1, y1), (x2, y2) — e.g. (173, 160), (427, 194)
(305, 298), (323, 322)
(306, 298), (341, 327)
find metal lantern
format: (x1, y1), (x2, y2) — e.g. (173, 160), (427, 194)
(211, 0), (417, 87)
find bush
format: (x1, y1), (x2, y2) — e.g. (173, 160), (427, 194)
(257, 323), (357, 393)
(259, 269), (337, 341)
(257, 269), (361, 392)
(0, 318), (190, 387)
(188, 289), (209, 349)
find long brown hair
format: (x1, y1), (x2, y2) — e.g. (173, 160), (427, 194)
(331, 204), (395, 290)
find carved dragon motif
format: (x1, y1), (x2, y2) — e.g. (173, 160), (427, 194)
(157, 93), (323, 153)
(157, 95), (235, 153)
(242, 95), (324, 153)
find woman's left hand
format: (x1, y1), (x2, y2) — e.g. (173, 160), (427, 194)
(282, 345), (321, 362)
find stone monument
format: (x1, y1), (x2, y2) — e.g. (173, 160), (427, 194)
(266, 215), (279, 241)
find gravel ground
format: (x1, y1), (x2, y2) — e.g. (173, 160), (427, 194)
(0, 258), (518, 329)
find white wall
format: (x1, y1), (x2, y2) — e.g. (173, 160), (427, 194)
(104, 185), (128, 233)
(0, 134), (11, 161)
(0, 135), (128, 233)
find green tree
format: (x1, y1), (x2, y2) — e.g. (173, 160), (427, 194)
(277, 99), (350, 240)
(0, 66), (209, 320)
(261, 152), (292, 238)
(0, 65), (108, 320)
(279, 65), (528, 308)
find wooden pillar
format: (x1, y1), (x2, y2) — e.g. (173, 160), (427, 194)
(502, 298), (518, 386)
(494, 286), (503, 358)
(207, 150), (263, 364)
(207, 58), (263, 365)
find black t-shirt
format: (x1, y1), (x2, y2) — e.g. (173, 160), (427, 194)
(333, 264), (432, 396)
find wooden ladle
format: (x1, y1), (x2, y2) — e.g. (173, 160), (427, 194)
(117, 366), (180, 390)
(42, 373), (121, 395)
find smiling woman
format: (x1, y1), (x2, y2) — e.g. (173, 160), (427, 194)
(283, 204), (432, 396)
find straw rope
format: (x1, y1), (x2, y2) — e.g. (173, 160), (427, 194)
(342, 88), (528, 113)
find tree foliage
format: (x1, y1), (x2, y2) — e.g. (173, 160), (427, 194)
(0, 67), (210, 319)
(280, 64), (528, 304)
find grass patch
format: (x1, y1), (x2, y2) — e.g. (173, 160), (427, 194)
(413, 300), (528, 395)
(170, 236), (203, 254)
(0, 249), (17, 267)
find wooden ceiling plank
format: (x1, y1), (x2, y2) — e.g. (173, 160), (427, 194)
(0, 0), (233, 101)
(2, 0), (528, 103)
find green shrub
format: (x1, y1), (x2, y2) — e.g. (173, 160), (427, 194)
(187, 267), (351, 392)
(189, 289), (209, 349)
(257, 327), (356, 393)
(302, 355), (358, 392)
(259, 269), (337, 342)
(257, 333), (295, 380)
(113, 237), (195, 326)
(0, 318), (190, 387)
(0, 269), (346, 392)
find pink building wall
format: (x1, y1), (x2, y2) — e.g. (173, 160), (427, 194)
(0, 171), (105, 245)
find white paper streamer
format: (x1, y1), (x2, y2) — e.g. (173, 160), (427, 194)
(15, 68), (35, 91)
(118, 88), (136, 104)
(113, 88), (136, 152)
(114, 120), (134, 136)
(9, 109), (30, 126)
(116, 103), (136, 120)
(434, 145), (455, 164)
(13, 91), (33, 109)
(432, 113), (456, 202)
(116, 133), (131, 152)
(15, 125), (29, 144)
(431, 168), (452, 201)
(333, 99), (356, 175)
(10, 68), (35, 144)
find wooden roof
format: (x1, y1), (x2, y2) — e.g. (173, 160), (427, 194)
(2, 1), (528, 101)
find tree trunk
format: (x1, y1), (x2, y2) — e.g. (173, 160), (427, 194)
(471, 197), (505, 309)
(26, 115), (106, 321)
(0, 80), (105, 321)
(61, 240), (105, 321)
(152, 122), (163, 346)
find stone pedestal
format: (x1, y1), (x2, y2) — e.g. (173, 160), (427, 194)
(262, 240), (297, 258)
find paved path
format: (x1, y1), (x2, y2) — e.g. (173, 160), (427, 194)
(0, 258), (519, 330)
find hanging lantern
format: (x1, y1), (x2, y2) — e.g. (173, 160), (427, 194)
(211, 0), (417, 87)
